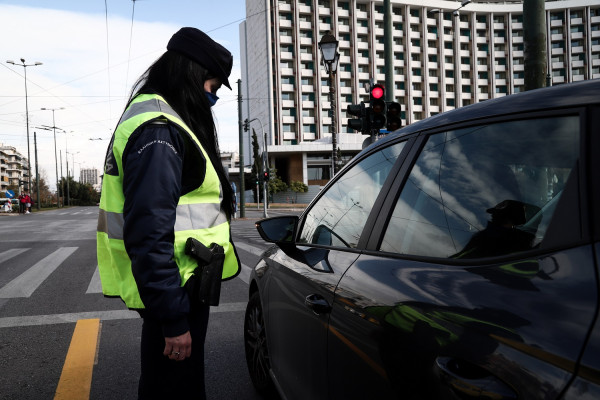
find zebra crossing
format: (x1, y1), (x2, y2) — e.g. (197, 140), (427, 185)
(0, 241), (266, 303)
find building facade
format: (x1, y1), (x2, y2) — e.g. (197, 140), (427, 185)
(80, 168), (98, 185)
(240, 0), (599, 192)
(0, 144), (29, 192)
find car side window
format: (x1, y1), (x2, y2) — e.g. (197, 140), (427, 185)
(380, 115), (580, 258)
(299, 141), (406, 248)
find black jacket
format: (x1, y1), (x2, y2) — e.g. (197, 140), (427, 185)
(122, 119), (206, 337)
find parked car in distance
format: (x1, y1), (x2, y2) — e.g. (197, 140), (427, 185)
(244, 79), (600, 400)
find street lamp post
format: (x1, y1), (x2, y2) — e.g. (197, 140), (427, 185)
(40, 107), (65, 207)
(67, 150), (80, 204)
(6, 59), (43, 193)
(33, 131), (41, 210)
(318, 32), (340, 177)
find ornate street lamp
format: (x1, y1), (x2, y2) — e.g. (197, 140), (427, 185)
(319, 32), (340, 176)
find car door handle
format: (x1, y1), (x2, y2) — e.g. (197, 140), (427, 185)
(435, 357), (517, 399)
(305, 294), (332, 315)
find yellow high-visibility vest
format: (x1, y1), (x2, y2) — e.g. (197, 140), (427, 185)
(96, 93), (239, 309)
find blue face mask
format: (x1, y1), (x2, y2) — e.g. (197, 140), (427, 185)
(205, 92), (219, 107)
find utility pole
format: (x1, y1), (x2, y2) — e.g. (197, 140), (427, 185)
(384, 0), (394, 102)
(523, 0), (547, 90)
(237, 79), (245, 218)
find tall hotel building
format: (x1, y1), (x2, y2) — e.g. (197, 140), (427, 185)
(240, 0), (599, 191)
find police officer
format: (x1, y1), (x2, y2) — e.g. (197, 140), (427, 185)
(97, 27), (240, 399)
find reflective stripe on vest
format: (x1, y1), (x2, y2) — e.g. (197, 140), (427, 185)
(98, 204), (228, 240)
(97, 94), (240, 309)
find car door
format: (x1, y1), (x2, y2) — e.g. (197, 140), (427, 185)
(327, 110), (598, 399)
(262, 140), (408, 400)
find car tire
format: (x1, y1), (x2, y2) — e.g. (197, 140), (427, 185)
(244, 291), (277, 398)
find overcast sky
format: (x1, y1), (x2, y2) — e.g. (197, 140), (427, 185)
(0, 1), (246, 190)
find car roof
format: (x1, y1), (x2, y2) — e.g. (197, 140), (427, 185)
(373, 79), (600, 149)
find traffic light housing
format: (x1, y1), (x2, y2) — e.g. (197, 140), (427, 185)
(370, 84), (386, 130)
(386, 101), (402, 132)
(346, 102), (369, 133)
(263, 170), (270, 182)
(243, 119), (249, 132)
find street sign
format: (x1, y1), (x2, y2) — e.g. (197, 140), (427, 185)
(5, 190), (14, 198)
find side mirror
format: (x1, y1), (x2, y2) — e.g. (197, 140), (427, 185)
(255, 216), (299, 244)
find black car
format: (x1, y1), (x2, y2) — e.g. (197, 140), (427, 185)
(244, 79), (600, 400)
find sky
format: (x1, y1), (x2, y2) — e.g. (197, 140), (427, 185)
(0, 0), (247, 191)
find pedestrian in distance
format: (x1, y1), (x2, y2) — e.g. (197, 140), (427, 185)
(96, 27), (240, 400)
(24, 192), (32, 214)
(18, 192), (26, 214)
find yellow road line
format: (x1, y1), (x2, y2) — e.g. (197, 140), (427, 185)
(54, 319), (101, 400)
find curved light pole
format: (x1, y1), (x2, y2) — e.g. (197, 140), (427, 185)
(318, 32), (340, 176)
(40, 107), (65, 207)
(6, 59), (43, 193)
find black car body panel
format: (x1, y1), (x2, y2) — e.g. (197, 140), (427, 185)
(246, 79), (600, 400)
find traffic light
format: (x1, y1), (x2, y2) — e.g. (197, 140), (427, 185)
(263, 170), (270, 182)
(386, 101), (402, 132)
(243, 118), (249, 132)
(346, 102), (369, 133)
(370, 84), (386, 130)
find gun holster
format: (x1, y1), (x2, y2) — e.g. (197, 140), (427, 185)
(184, 237), (225, 307)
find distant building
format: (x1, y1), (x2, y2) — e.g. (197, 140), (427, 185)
(80, 168), (98, 185)
(0, 144), (29, 192)
(240, 0), (599, 198)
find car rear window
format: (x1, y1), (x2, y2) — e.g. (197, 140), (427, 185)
(380, 115), (580, 259)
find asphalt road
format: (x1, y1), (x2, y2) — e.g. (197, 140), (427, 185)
(0, 206), (300, 400)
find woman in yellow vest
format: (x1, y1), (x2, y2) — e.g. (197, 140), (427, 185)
(97, 27), (240, 399)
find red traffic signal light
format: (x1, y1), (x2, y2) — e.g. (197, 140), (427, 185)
(370, 84), (386, 130)
(263, 171), (270, 181)
(371, 84), (385, 100)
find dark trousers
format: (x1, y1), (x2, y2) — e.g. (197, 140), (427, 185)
(138, 305), (210, 400)
(19, 203), (25, 214)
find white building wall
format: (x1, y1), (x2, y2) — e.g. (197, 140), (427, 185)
(242, 0), (600, 147)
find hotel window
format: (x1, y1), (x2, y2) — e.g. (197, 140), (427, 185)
(461, 57), (470, 65)
(396, 82), (406, 90)
(496, 86), (507, 93)
(428, 54), (438, 63)
(429, 69), (438, 77)
(446, 98), (455, 106)
(429, 83), (439, 92)
(462, 85), (471, 93)
(446, 84), (454, 92)
(445, 70), (454, 78)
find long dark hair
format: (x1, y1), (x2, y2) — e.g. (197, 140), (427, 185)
(127, 50), (234, 219)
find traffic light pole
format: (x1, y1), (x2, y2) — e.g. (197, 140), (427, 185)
(384, 0), (394, 102)
(244, 117), (268, 218)
(237, 79), (245, 218)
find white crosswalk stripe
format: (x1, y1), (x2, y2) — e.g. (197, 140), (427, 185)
(0, 247), (77, 298)
(0, 240), (266, 300)
(0, 248), (30, 264)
